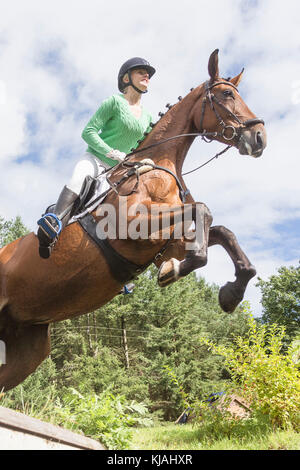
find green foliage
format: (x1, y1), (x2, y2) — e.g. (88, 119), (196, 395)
(289, 335), (300, 365)
(199, 309), (300, 430)
(1, 358), (58, 418)
(0, 215), (29, 247)
(257, 263), (300, 339)
(163, 365), (190, 410)
(54, 388), (152, 450)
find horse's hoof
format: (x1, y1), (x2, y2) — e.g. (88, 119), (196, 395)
(158, 258), (181, 287)
(218, 282), (245, 313)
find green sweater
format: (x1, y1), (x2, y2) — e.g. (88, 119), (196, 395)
(81, 93), (152, 167)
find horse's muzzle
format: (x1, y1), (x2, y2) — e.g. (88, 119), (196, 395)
(238, 123), (267, 158)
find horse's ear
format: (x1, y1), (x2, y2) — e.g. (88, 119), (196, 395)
(230, 68), (244, 87)
(208, 49), (220, 83)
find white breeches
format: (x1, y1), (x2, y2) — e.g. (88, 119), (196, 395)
(67, 152), (111, 195)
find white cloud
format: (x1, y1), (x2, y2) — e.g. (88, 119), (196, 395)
(0, 0), (299, 315)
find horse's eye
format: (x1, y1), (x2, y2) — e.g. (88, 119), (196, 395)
(223, 90), (234, 98)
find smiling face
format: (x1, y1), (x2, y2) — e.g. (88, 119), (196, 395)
(123, 68), (150, 93)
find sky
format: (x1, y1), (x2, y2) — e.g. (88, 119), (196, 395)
(0, 0), (299, 316)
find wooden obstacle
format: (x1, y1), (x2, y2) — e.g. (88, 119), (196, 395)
(0, 406), (105, 450)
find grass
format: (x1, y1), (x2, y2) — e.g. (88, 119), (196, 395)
(130, 423), (300, 450)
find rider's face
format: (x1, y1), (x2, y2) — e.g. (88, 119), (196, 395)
(130, 68), (150, 91)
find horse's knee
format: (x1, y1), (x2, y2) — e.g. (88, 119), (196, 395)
(212, 225), (235, 240)
(195, 203), (213, 227)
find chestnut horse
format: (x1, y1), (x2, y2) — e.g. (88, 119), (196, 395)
(0, 50), (266, 391)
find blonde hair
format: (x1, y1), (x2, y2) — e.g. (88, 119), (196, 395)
(122, 73), (130, 94)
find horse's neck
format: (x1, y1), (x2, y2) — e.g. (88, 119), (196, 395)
(140, 87), (203, 174)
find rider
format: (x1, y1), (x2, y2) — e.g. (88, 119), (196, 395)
(37, 57), (155, 259)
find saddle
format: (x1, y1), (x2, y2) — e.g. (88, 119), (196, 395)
(72, 175), (100, 216)
(75, 162), (157, 283)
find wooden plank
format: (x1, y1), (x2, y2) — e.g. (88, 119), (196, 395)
(0, 406), (105, 450)
(0, 427), (85, 450)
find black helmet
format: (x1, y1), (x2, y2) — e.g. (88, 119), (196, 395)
(118, 57), (156, 93)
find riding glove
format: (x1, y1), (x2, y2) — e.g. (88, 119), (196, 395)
(106, 149), (126, 162)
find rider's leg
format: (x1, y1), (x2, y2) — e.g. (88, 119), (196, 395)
(37, 153), (108, 259)
(67, 152), (108, 194)
(37, 185), (78, 258)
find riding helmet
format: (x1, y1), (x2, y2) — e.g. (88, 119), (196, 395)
(118, 57), (156, 92)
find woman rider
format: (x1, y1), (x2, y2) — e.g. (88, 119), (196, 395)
(37, 57), (156, 259)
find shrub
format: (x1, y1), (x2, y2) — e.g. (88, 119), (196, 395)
(200, 313), (300, 430)
(1, 358), (58, 417)
(54, 388), (152, 449)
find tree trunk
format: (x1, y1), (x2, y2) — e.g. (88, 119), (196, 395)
(121, 315), (129, 369)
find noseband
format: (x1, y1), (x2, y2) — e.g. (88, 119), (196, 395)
(199, 80), (265, 143)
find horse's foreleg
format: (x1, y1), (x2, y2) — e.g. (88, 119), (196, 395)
(157, 203), (212, 287)
(208, 225), (256, 312)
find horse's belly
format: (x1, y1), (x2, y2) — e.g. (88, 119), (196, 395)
(1, 231), (122, 324)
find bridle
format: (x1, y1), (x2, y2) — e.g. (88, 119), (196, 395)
(199, 80), (265, 143)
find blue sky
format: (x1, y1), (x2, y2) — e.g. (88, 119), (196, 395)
(0, 0), (299, 315)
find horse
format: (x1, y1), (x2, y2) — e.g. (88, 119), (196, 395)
(0, 49), (267, 391)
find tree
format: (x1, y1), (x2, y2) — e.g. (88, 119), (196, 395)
(200, 314), (300, 430)
(256, 263), (300, 340)
(0, 215), (29, 247)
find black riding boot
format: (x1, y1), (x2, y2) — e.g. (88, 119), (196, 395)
(37, 185), (78, 259)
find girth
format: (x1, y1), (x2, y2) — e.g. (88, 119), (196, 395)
(78, 213), (173, 284)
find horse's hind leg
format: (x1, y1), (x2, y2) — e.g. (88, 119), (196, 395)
(0, 311), (50, 391)
(208, 225), (256, 313)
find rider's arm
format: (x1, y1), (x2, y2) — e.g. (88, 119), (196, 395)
(81, 96), (115, 155)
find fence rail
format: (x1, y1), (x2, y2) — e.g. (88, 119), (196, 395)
(0, 405), (105, 450)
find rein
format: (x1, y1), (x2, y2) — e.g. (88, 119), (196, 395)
(125, 131), (218, 157)
(182, 144), (232, 176)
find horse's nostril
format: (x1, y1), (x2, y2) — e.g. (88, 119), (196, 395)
(256, 131), (263, 148)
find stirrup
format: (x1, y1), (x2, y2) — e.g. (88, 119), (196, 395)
(37, 213), (62, 240)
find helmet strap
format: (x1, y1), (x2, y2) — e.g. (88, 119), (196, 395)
(124, 70), (148, 94)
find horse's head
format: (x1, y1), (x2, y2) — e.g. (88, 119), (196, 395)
(193, 49), (267, 158)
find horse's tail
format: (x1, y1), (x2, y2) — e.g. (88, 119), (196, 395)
(0, 241), (51, 392)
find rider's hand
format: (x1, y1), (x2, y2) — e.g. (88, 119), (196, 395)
(106, 149), (126, 162)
